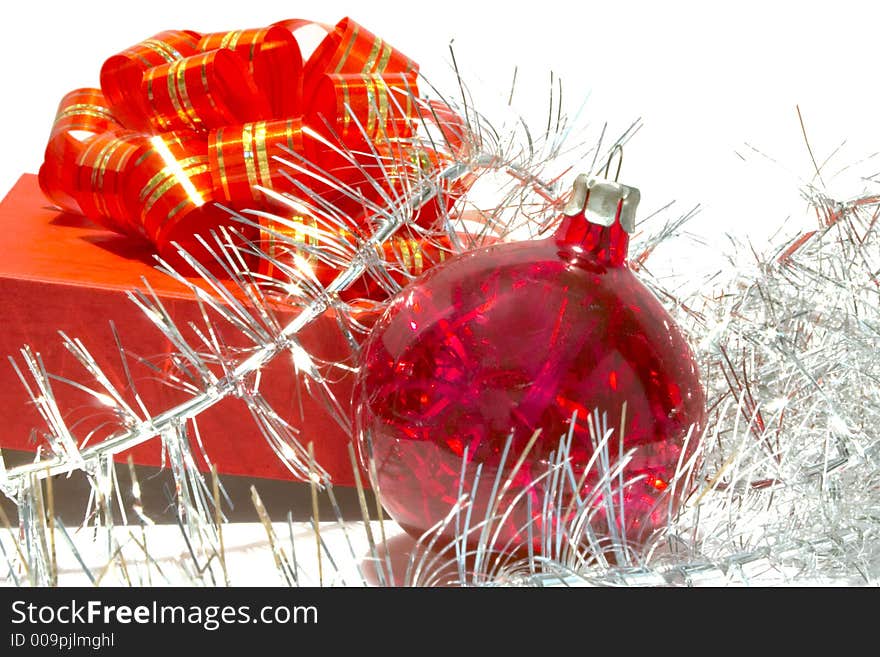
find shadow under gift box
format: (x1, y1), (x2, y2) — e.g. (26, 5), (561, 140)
(0, 174), (358, 486)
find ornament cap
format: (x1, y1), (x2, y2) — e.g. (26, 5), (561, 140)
(562, 174), (640, 233)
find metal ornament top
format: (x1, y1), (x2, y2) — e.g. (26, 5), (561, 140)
(562, 174), (640, 234)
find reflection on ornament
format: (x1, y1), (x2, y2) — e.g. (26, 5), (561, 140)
(356, 166), (706, 554)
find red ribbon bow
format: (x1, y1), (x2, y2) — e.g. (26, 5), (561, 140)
(39, 17), (466, 289)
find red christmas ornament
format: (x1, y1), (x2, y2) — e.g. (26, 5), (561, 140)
(355, 172), (706, 552)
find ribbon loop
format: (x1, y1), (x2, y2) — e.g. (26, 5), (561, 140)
(72, 129), (148, 236)
(100, 30), (202, 131)
(39, 88), (121, 215)
(199, 26), (303, 117)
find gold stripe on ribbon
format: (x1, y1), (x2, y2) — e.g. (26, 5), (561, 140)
(398, 237), (412, 272)
(199, 55), (222, 116)
(361, 37), (383, 137)
(92, 138), (123, 195)
(364, 77), (377, 137)
(340, 77), (352, 134)
(411, 239), (424, 274)
(375, 43), (394, 136)
(333, 24), (360, 73)
(285, 119), (297, 152)
(254, 121), (272, 189)
(165, 198), (190, 223)
(214, 127), (232, 201)
(53, 120), (110, 133)
(241, 123), (259, 191)
(86, 138), (120, 218)
(133, 52), (154, 69)
(132, 148), (152, 169)
(307, 216), (320, 246)
(139, 155), (207, 209)
(362, 37), (382, 74)
(144, 162), (210, 220)
(164, 62), (188, 129)
(145, 77), (169, 130)
(172, 60), (201, 130)
(153, 163), (210, 232)
(266, 225), (277, 266)
(377, 79), (391, 138)
(220, 30), (243, 50)
(404, 82), (413, 121)
(141, 39), (182, 63)
(376, 42), (392, 74)
(55, 104), (117, 123)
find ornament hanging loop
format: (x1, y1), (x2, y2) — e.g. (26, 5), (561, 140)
(603, 144), (624, 183)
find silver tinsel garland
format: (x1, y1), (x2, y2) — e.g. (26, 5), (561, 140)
(0, 53), (878, 587)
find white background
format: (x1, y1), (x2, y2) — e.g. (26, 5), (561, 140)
(1, 0), (879, 255)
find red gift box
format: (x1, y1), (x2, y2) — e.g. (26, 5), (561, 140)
(0, 173), (358, 486)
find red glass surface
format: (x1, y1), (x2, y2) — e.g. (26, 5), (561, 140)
(356, 207), (706, 551)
